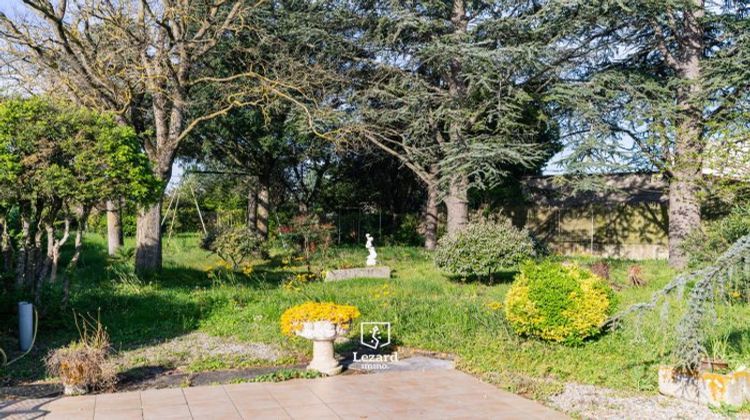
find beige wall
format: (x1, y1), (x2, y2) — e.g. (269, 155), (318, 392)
(520, 202), (669, 260)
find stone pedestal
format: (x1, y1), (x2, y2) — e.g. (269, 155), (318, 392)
(309, 340), (342, 375)
(295, 321), (347, 376)
(325, 267), (392, 282)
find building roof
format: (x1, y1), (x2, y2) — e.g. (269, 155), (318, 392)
(522, 173), (668, 207)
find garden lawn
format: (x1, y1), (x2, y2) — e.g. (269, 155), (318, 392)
(3, 233), (750, 400)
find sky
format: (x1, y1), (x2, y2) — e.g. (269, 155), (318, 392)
(0, 2), (21, 17)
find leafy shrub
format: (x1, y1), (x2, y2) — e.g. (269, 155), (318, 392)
(282, 271), (322, 292)
(201, 226), (266, 268)
(277, 215), (334, 268)
(504, 260), (615, 345)
(683, 206), (750, 268)
(392, 213), (423, 246)
(45, 313), (115, 394)
(433, 217), (535, 279)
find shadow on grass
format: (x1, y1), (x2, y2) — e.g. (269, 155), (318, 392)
(444, 270), (518, 285)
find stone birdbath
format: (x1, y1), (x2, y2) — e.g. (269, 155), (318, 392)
(295, 320), (349, 375)
(281, 302), (360, 376)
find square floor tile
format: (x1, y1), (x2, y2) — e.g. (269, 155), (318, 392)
(184, 386), (231, 404)
(282, 403), (339, 419)
(235, 406), (291, 420)
(45, 411), (95, 420)
(142, 403), (191, 419)
(327, 401), (383, 417)
(270, 389), (323, 407)
(43, 395), (96, 412)
(187, 401), (241, 419)
(140, 388), (186, 408)
(231, 395), (282, 411)
(93, 408), (143, 420)
(95, 393), (141, 411)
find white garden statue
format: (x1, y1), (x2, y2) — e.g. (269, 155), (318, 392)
(365, 233), (377, 266)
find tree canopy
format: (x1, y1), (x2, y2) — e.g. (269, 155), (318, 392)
(0, 97), (159, 303)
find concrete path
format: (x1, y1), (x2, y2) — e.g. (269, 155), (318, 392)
(0, 370), (566, 419)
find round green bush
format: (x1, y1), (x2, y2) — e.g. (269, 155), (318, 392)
(433, 217), (535, 278)
(504, 260), (615, 345)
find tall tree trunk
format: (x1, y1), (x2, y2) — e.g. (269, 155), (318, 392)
(34, 223), (54, 305)
(247, 187), (258, 232)
(29, 227), (44, 288)
(442, 0), (470, 238)
(445, 176), (469, 236)
(668, 162), (702, 269)
(256, 181), (270, 239)
(423, 181), (439, 250)
(35, 224), (54, 293)
(36, 202), (61, 288)
(15, 207), (30, 289)
(49, 218), (71, 284)
(135, 201), (162, 273)
(134, 82), (180, 273)
(63, 219), (85, 306)
(106, 200), (123, 256)
(668, 1), (705, 269)
(135, 126), (173, 272)
(0, 216), (12, 275)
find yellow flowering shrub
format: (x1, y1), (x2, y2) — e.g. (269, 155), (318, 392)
(504, 260), (615, 345)
(282, 271), (321, 291)
(485, 301), (503, 311)
(280, 302), (361, 336)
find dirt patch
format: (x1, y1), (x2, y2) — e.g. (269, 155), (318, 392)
(1, 332), (292, 400)
(114, 332), (286, 370)
(116, 364), (308, 392)
(0, 383), (62, 400)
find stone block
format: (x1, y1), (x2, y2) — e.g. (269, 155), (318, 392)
(324, 267), (391, 282)
(658, 366), (750, 407)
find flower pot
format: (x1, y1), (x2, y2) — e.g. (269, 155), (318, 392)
(295, 321), (348, 376)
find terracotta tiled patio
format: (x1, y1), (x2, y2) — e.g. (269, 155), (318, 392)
(0, 369), (566, 419)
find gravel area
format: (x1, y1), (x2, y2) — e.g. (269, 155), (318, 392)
(548, 382), (738, 419)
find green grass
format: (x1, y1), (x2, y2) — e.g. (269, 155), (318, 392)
(3, 233), (750, 400)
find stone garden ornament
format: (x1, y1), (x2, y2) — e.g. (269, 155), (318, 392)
(324, 234), (391, 281)
(281, 302), (360, 376)
(365, 233), (377, 266)
(295, 321), (348, 375)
